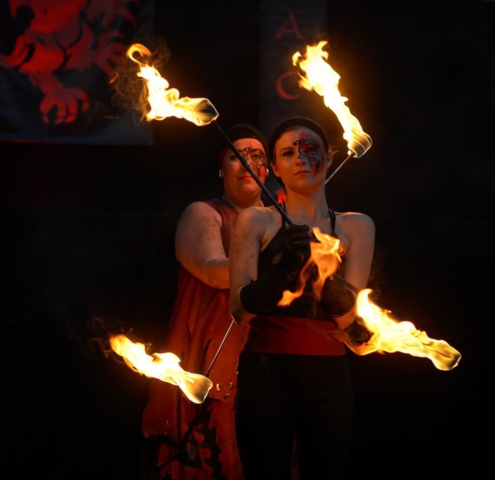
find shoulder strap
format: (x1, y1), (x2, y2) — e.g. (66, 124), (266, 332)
(329, 208), (336, 234)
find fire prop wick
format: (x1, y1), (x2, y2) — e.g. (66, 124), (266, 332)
(292, 41), (373, 186)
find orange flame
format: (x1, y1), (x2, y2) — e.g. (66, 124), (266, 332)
(348, 289), (461, 371)
(127, 43), (219, 125)
(109, 334), (213, 404)
(293, 41), (372, 159)
(278, 227), (341, 306)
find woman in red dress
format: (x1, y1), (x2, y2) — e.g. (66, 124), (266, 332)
(141, 124), (269, 480)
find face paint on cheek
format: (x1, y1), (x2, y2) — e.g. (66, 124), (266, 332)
(295, 138), (324, 174)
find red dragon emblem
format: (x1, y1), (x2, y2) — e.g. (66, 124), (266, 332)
(0, 0), (141, 125)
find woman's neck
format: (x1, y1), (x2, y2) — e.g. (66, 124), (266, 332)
(283, 190), (329, 223)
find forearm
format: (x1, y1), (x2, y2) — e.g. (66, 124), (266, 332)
(200, 258), (230, 289)
(178, 256), (230, 289)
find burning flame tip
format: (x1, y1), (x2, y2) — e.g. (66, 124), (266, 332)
(353, 289), (461, 371)
(109, 334), (213, 404)
(126, 43), (219, 126)
(294, 42), (372, 158)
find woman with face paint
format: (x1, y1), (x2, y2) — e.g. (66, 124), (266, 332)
(141, 125), (269, 480)
(229, 117), (376, 480)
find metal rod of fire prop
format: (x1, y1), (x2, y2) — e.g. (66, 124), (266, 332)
(325, 153), (354, 185)
(204, 315), (235, 378)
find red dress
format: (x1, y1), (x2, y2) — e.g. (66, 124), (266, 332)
(141, 198), (247, 480)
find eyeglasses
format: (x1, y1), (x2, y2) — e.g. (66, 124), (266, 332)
(229, 147), (268, 170)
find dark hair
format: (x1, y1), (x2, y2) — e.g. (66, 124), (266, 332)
(217, 124), (269, 166)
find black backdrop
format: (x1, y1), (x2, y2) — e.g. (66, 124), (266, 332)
(1, 1), (494, 479)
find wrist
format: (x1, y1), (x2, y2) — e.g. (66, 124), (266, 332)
(342, 317), (372, 345)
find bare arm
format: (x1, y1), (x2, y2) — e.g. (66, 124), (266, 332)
(175, 202), (230, 289)
(333, 212), (376, 329)
(229, 207), (265, 326)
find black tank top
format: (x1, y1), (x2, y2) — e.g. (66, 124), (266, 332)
(257, 208), (341, 321)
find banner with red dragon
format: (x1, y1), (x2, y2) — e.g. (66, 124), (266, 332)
(0, 0), (154, 145)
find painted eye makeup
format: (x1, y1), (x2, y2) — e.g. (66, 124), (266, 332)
(293, 138), (323, 171)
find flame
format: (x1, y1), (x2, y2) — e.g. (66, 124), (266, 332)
(127, 43), (219, 125)
(274, 185), (288, 205)
(293, 41), (372, 158)
(349, 289), (461, 371)
(278, 227), (341, 306)
(109, 334), (213, 404)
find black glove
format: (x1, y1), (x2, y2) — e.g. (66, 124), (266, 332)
(321, 270), (372, 345)
(277, 223), (315, 281)
(343, 317), (372, 345)
(240, 223), (316, 314)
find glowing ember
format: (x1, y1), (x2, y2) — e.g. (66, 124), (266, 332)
(293, 41), (372, 159)
(348, 289), (461, 371)
(278, 227), (341, 306)
(127, 43), (219, 125)
(109, 334), (213, 404)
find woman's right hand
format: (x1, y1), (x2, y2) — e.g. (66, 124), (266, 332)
(278, 223), (317, 280)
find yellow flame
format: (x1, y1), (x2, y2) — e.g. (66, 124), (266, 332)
(348, 289), (461, 371)
(278, 227), (342, 306)
(127, 43), (219, 125)
(109, 334), (213, 404)
(293, 41), (372, 158)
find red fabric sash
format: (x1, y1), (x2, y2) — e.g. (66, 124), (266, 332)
(243, 316), (346, 356)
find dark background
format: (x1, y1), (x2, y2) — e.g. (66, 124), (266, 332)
(1, 1), (494, 479)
